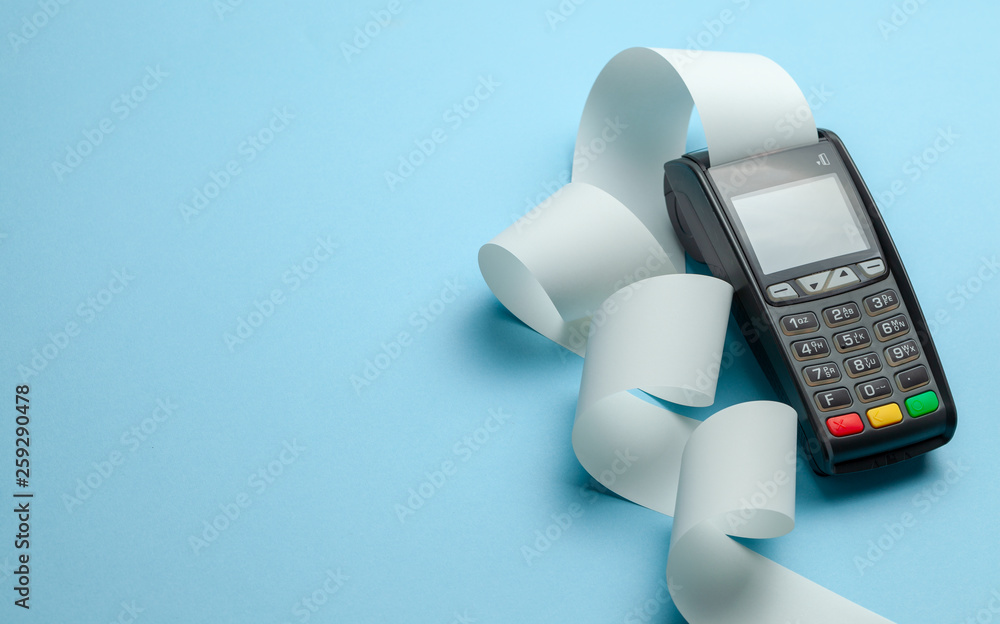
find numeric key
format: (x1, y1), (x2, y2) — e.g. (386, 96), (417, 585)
(874, 314), (910, 341)
(791, 337), (830, 361)
(803, 362), (842, 386)
(864, 290), (900, 316)
(822, 302), (861, 327)
(845, 352), (882, 378)
(885, 339), (919, 366)
(833, 327), (872, 353)
(780, 312), (819, 335)
(856, 377), (892, 403)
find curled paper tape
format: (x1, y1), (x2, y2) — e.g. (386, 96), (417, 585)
(573, 274), (734, 516)
(572, 47), (818, 273)
(574, 276), (894, 623)
(668, 402), (888, 624)
(480, 47), (818, 356)
(479, 182), (676, 355)
(478, 48), (894, 623)
(573, 276), (893, 622)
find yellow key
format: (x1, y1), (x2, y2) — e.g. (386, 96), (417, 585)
(866, 403), (903, 428)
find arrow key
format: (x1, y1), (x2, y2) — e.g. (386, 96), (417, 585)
(826, 266), (861, 290)
(797, 270), (831, 294)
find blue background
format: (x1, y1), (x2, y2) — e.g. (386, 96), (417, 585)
(1, 1), (998, 622)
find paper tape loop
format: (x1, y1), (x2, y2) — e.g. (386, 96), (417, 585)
(668, 402), (888, 623)
(478, 47), (893, 623)
(573, 47), (818, 272)
(573, 275), (892, 623)
(572, 274), (733, 515)
(479, 182), (675, 355)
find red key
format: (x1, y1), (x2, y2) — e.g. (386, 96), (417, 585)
(826, 413), (864, 437)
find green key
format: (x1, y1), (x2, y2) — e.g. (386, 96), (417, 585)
(905, 390), (939, 417)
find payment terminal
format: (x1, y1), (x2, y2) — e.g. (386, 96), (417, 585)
(664, 129), (957, 475)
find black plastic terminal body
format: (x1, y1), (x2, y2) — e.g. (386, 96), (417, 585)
(663, 129), (957, 475)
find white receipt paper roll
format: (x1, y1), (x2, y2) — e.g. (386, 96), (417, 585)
(478, 48), (894, 623)
(573, 274), (733, 516)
